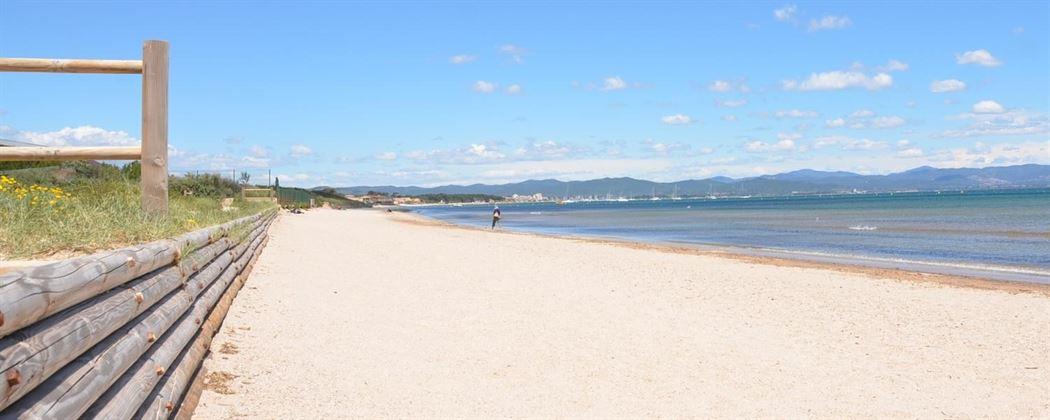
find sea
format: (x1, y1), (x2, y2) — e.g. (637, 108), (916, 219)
(412, 189), (1050, 284)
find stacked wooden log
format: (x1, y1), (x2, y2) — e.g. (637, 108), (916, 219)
(0, 209), (277, 419)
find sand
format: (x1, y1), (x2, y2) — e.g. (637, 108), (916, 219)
(193, 209), (1050, 418)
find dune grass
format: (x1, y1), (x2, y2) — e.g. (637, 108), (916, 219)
(0, 174), (276, 260)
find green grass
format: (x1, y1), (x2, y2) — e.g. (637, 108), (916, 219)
(0, 175), (276, 260)
(308, 188), (370, 209)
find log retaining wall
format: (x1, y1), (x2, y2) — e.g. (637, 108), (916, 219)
(0, 209), (277, 419)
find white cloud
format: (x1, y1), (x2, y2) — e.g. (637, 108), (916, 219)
(3, 125), (138, 147)
(499, 44), (526, 64)
(513, 140), (586, 160)
(812, 135), (887, 150)
(825, 118), (846, 127)
(938, 109), (1048, 138)
(722, 115), (738, 122)
(930, 79), (966, 93)
(930, 141), (1048, 167)
(643, 139), (691, 156)
(468, 143), (505, 159)
(505, 84), (523, 95)
(841, 138), (888, 150)
(808, 15), (852, 31)
(601, 76), (627, 91)
(812, 135), (850, 148)
(774, 109), (819, 118)
(290, 144), (313, 157)
(375, 151), (398, 161)
(249, 145), (270, 158)
(580, 76), (645, 91)
(661, 114), (694, 125)
(972, 100), (1005, 114)
(826, 110), (906, 129)
(870, 116), (906, 128)
(476, 158), (674, 183)
(897, 147), (924, 158)
(473, 80), (497, 93)
(709, 80), (732, 92)
(782, 71), (892, 91)
(875, 59), (909, 72)
(745, 132), (800, 152)
(275, 173), (314, 183)
(239, 156), (271, 168)
(716, 98), (748, 108)
(449, 54), (477, 64)
(404, 141), (586, 165)
(165, 146), (276, 171)
(773, 4), (797, 22)
(956, 49), (1002, 67)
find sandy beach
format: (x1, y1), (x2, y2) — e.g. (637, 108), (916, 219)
(194, 209), (1050, 418)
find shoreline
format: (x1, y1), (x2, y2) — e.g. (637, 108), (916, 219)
(392, 210), (1050, 297)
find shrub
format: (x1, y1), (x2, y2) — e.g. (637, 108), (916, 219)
(169, 173), (241, 198)
(121, 161), (141, 180)
(243, 188), (274, 198)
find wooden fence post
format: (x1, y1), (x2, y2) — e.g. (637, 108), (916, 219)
(141, 40), (169, 214)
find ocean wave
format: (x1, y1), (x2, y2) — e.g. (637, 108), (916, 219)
(848, 225), (878, 231)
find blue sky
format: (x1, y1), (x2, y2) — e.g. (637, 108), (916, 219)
(1, 1), (1047, 187)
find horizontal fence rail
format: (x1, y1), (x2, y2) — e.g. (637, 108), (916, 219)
(0, 210), (277, 419)
(0, 146), (142, 161)
(0, 58), (143, 74)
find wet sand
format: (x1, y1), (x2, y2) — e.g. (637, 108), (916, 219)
(194, 209), (1050, 418)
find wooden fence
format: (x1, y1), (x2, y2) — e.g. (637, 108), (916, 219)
(0, 40), (170, 214)
(0, 210), (277, 419)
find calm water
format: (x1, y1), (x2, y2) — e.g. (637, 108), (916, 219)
(413, 189), (1050, 282)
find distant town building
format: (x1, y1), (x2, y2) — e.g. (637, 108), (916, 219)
(347, 193), (422, 206)
(392, 196), (423, 205)
(508, 193), (546, 202)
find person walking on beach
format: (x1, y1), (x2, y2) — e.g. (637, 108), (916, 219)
(491, 205), (501, 229)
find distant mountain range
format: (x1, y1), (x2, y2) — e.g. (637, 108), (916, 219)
(325, 164), (1050, 198)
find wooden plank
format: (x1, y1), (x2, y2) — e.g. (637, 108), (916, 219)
(138, 231), (270, 420)
(0, 234), (242, 410)
(85, 221), (271, 418)
(0, 212), (264, 339)
(0, 58), (142, 74)
(3, 221), (267, 418)
(0, 146), (141, 161)
(0, 241), (178, 338)
(140, 40), (169, 215)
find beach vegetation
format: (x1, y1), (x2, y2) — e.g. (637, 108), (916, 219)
(292, 186), (369, 209)
(0, 165), (275, 260)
